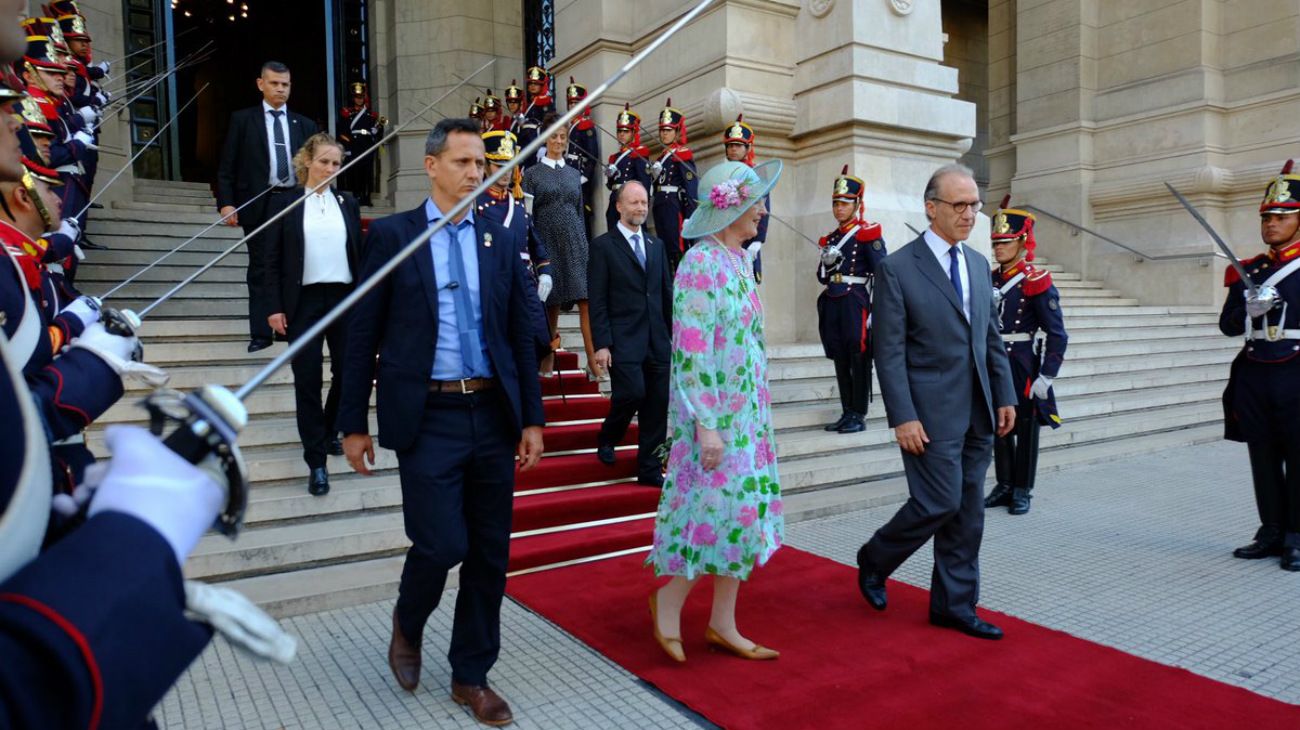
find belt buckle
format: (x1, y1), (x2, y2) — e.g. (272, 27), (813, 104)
(831, 273), (843, 284)
(459, 378), (471, 394)
(1268, 325), (1281, 342)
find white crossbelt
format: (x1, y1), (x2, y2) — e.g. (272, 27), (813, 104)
(52, 432), (85, 446)
(1249, 329), (1300, 341)
(838, 275), (869, 285)
(998, 272), (1027, 296)
(656, 185), (680, 193)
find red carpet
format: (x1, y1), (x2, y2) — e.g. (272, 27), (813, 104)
(508, 548), (1300, 729)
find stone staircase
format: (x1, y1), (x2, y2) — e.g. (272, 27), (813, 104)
(74, 183), (1233, 617)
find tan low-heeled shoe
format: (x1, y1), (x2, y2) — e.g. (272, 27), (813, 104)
(704, 626), (779, 660)
(649, 593), (686, 663)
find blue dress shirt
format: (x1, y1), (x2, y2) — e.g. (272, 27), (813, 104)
(426, 197), (494, 379)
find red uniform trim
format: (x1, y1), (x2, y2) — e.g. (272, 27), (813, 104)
(1270, 239), (1300, 262)
(1224, 254), (1266, 287)
(573, 117), (593, 131)
(1022, 268), (1054, 297)
(46, 363), (92, 426)
(855, 222), (882, 241)
(0, 592), (104, 730)
(859, 309), (868, 352)
(671, 145), (693, 161)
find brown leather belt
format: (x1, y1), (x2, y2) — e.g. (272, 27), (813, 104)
(429, 377), (497, 394)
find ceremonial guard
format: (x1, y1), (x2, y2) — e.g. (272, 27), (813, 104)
(503, 79), (523, 133)
(722, 114), (768, 282)
(816, 166), (887, 434)
(563, 78), (599, 238)
(516, 65), (553, 168)
(1220, 160), (1300, 571)
(982, 198), (1067, 516)
(467, 97), (485, 130)
(337, 81), (383, 206)
(651, 99), (697, 271)
(478, 129), (553, 358)
(481, 90), (510, 132)
(603, 104), (651, 232)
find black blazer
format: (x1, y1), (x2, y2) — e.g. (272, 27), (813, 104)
(587, 227), (672, 365)
(336, 205), (546, 451)
(263, 187), (363, 320)
(216, 104), (317, 226)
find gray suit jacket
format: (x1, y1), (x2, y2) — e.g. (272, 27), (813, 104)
(872, 234), (1016, 441)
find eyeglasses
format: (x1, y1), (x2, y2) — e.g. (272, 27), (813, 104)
(931, 198), (983, 214)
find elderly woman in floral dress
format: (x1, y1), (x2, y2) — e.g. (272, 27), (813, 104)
(646, 160), (784, 663)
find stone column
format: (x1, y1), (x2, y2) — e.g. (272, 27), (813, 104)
(374, 0), (524, 210)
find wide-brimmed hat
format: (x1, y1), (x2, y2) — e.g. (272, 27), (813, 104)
(681, 159), (782, 240)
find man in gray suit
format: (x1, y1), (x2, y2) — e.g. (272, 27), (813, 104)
(856, 164), (1017, 640)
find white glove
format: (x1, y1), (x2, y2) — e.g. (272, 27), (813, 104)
(68, 321), (170, 386)
(820, 247), (843, 269)
(537, 273), (553, 303)
(650, 161), (663, 179)
(604, 163), (617, 179)
(90, 60), (110, 76)
(73, 244), (85, 262)
(1245, 285), (1280, 319)
(86, 425), (226, 566)
(60, 295), (102, 329)
(94, 89), (110, 105)
(57, 217), (81, 240)
(73, 130), (98, 150)
(1030, 374), (1053, 400)
(184, 581), (297, 664)
(580, 175), (589, 185)
(747, 241), (763, 257)
(76, 105), (99, 126)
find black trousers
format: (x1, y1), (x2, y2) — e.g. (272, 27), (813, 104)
(394, 390), (516, 686)
(287, 283), (350, 469)
(342, 141), (375, 204)
(600, 357), (669, 479)
(1247, 441), (1300, 535)
(833, 352), (872, 416)
(862, 382), (993, 619)
(652, 195), (687, 271)
(244, 189), (295, 341)
(993, 401), (1041, 492)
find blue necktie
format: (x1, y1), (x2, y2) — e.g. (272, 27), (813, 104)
(445, 225), (485, 377)
(631, 232), (645, 268)
(270, 110), (290, 184)
(948, 245), (963, 311)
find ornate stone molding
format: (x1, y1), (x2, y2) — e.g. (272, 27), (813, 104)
(806, 0), (833, 19)
(888, 0), (914, 16)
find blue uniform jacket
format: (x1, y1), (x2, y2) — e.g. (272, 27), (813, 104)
(993, 260), (1067, 426)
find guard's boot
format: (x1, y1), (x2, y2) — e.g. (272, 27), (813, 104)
(984, 484), (1013, 509)
(824, 411), (849, 432)
(1233, 526), (1283, 560)
(1008, 488), (1031, 515)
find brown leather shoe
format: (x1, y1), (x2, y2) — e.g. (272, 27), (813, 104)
(451, 681), (514, 726)
(388, 610), (421, 692)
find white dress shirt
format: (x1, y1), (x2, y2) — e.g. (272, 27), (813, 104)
(263, 100), (293, 186)
(616, 221), (644, 259)
(924, 227), (970, 321)
(540, 155), (565, 170)
(301, 189), (352, 285)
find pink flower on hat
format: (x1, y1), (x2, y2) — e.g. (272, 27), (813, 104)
(708, 179), (752, 210)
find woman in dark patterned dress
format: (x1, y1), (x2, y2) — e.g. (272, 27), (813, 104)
(523, 113), (598, 376)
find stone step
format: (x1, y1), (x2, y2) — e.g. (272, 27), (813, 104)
(73, 250), (248, 272)
(78, 262), (246, 285)
(112, 199), (218, 214)
(89, 206), (238, 226)
(134, 179), (214, 194)
(132, 194), (217, 208)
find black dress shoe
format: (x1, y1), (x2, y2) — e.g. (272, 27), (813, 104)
(984, 484), (1012, 509)
(1008, 488), (1031, 515)
(930, 612), (1003, 640)
(837, 412), (865, 433)
(596, 443), (616, 465)
(1233, 527), (1283, 559)
(328, 438), (344, 456)
(308, 467), (330, 496)
(855, 546), (887, 611)
(78, 238), (109, 251)
(247, 338), (272, 353)
(824, 412), (849, 432)
(637, 472), (665, 488)
(1281, 546), (1300, 572)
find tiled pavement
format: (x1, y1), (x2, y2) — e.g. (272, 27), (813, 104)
(157, 440), (1299, 728)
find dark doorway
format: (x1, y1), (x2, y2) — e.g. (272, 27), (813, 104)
(169, 0), (335, 184)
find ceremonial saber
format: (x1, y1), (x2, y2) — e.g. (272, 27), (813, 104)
(74, 83), (210, 221)
(1163, 183), (1255, 294)
(905, 222), (923, 237)
(94, 26), (198, 65)
(235, 0), (718, 400)
(99, 40), (215, 100)
(97, 186), (276, 300)
(98, 45), (216, 122)
(135, 58), (498, 318)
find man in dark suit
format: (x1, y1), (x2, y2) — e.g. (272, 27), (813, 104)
(216, 60), (318, 353)
(856, 164), (1017, 640)
(337, 118), (544, 727)
(588, 180), (671, 486)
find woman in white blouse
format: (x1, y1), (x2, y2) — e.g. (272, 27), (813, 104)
(265, 132), (363, 496)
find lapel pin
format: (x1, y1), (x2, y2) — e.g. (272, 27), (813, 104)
(484, 232), (493, 248)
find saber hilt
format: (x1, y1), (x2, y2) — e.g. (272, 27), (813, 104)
(143, 385), (249, 538)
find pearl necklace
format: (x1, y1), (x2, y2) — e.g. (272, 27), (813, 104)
(710, 236), (760, 311)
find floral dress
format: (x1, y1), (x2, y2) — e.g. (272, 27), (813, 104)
(647, 241), (783, 580)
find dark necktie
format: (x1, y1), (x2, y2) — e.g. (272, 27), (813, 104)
(446, 225), (485, 377)
(270, 110), (289, 184)
(948, 245), (963, 312)
(630, 232), (645, 269)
